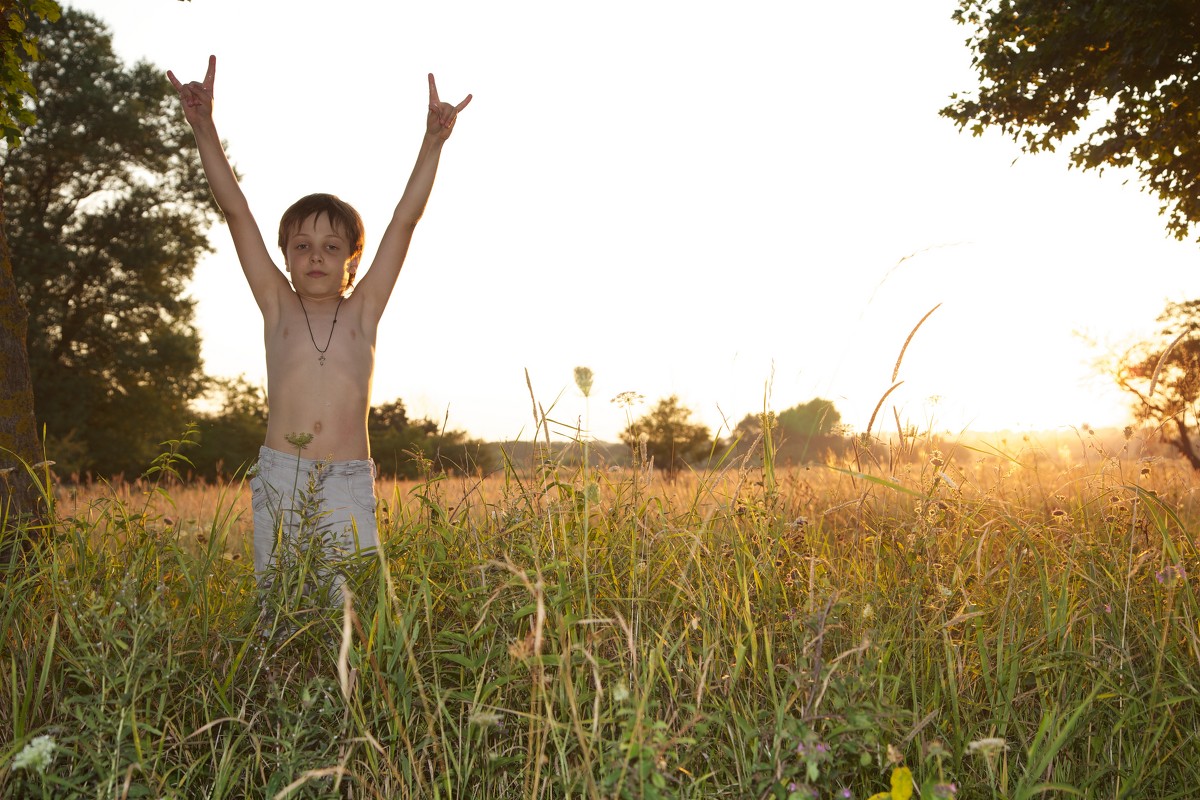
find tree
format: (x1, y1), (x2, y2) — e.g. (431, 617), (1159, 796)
(368, 399), (491, 479)
(732, 398), (846, 465)
(188, 376), (267, 481)
(1115, 300), (1200, 469)
(943, 0), (1200, 241)
(778, 398), (841, 439)
(620, 395), (712, 474)
(3, 9), (218, 476)
(1, 0), (60, 530)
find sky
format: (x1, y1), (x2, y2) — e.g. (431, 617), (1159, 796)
(73, 0), (1200, 444)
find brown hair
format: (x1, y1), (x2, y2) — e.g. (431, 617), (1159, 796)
(277, 193), (366, 285)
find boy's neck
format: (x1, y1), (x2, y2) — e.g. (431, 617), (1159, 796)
(294, 288), (347, 305)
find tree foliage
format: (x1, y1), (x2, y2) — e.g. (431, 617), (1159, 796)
(0, 0), (59, 147)
(2, 9), (218, 476)
(734, 398), (846, 465)
(778, 398), (842, 439)
(368, 399), (492, 479)
(620, 395), (712, 473)
(186, 376), (268, 481)
(1115, 300), (1200, 469)
(943, 0), (1200, 240)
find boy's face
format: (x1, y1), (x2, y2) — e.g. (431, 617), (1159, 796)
(284, 213), (359, 299)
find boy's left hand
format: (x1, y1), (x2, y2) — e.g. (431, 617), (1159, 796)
(427, 74), (472, 141)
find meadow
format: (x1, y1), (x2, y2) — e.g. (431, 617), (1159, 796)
(1, 425), (1199, 799)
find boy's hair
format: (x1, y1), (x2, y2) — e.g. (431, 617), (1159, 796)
(278, 193), (366, 285)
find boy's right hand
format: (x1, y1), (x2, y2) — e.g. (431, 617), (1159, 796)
(167, 55), (216, 128)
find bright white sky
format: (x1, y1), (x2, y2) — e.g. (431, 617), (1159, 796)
(75, 0), (1200, 443)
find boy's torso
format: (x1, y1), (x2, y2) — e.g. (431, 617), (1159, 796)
(262, 292), (377, 461)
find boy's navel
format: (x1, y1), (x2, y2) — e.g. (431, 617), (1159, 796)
(282, 327), (289, 338)
(313, 421), (323, 434)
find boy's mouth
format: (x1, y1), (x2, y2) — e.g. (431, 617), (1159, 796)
(306, 270), (327, 278)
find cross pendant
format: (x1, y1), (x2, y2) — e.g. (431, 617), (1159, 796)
(318, 355), (326, 366)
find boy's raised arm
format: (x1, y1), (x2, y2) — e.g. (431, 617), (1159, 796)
(355, 74), (472, 323)
(168, 56), (286, 317)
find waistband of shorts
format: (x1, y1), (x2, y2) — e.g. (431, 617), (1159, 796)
(256, 445), (375, 477)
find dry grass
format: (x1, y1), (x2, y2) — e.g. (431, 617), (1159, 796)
(4, 428), (1198, 798)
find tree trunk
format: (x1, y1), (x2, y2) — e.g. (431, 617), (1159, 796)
(1172, 416), (1200, 471)
(0, 177), (44, 560)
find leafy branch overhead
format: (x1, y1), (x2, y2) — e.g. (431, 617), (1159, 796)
(0, 0), (60, 148)
(942, 0), (1200, 241)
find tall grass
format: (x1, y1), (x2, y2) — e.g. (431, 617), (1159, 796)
(1, 426), (1198, 798)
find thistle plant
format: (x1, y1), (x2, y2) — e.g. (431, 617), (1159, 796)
(258, 430), (346, 641)
(574, 366), (596, 612)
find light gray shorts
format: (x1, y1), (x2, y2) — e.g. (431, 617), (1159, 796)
(249, 445), (379, 583)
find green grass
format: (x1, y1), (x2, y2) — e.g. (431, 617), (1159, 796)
(1, 430), (1199, 799)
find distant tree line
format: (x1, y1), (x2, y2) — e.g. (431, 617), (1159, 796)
(616, 394), (849, 475)
(181, 382), (490, 483)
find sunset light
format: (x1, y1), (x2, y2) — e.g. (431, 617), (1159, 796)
(77, 0), (1200, 443)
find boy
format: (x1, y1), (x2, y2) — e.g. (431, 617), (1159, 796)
(169, 56), (470, 583)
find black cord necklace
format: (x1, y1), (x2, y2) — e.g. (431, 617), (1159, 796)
(297, 295), (344, 366)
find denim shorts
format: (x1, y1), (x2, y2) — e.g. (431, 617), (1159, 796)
(248, 445), (379, 582)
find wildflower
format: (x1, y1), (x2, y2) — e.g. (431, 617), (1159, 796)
(967, 737), (1008, 758)
(932, 782), (958, 799)
(861, 603), (875, 620)
(886, 743), (904, 765)
(795, 735), (832, 782)
(1123, 425), (1134, 440)
(888, 766), (914, 800)
(924, 739), (949, 759)
(573, 366), (594, 398)
(611, 391), (644, 409)
(31, 460), (55, 470)
(838, 789), (853, 799)
(12, 735), (56, 774)
(612, 682), (630, 702)
(285, 431), (314, 451)
(1156, 563), (1187, 588)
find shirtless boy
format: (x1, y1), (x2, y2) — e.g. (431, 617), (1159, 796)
(169, 56), (470, 583)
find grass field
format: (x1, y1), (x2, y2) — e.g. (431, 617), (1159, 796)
(2, 426), (1198, 799)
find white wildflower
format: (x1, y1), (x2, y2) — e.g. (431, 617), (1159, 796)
(12, 735), (56, 774)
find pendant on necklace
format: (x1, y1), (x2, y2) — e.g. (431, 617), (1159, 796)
(319, 355), (326, 367)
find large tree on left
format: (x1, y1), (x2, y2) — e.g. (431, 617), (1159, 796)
(1, 0), (60, 531)
(3, 8), (218, 476)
